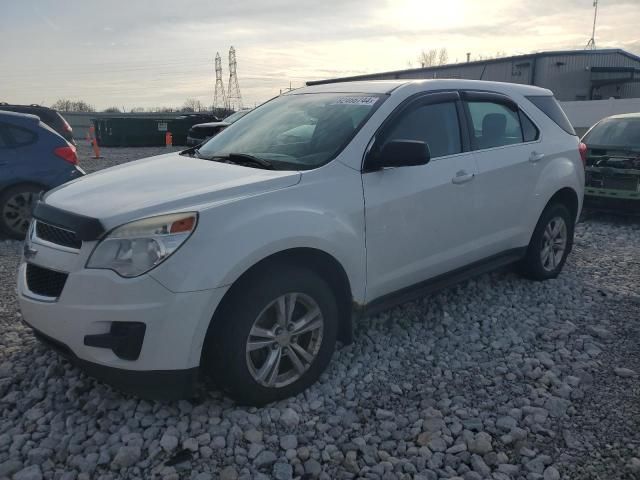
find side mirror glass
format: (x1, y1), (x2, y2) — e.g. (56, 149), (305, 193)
(367, 139), (431, 171)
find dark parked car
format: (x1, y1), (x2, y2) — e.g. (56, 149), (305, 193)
(0, 111), (84, 238)
(186, 109), (251, 146)
(0, 103), (75, 144)
(582, 113), (640, 213)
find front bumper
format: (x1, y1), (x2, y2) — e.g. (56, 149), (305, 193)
(28, 324), (199, 400)
(17, 236), (227, 398)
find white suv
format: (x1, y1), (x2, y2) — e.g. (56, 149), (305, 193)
(18, 80), (584, 405)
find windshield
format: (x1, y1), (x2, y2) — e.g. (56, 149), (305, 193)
(198, 93), (383, 170)
(583, 117), (640, 149)
(224, 110), (250, 123)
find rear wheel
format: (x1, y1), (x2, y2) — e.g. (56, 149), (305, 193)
(519, 203), (574, 280)
(203, 264), (338, 405)
(0, 184), (41, 239)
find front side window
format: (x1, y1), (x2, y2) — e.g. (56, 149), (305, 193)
(382, 101), (462, 159)
(197, 93), (384, 170)
(467, 101), (523, 149)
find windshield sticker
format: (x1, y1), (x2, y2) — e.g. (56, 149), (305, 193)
(331, 96), (378, 106)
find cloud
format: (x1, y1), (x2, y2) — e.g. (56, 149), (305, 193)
(0, 0), (638, 109)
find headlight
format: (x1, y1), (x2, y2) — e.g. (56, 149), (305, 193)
(87, 212), (198, 278)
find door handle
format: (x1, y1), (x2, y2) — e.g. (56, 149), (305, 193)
(529, 151), (545, 163)
(452, 170), (474, 184)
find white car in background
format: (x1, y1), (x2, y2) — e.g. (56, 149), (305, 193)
(18, 79), (584, 405)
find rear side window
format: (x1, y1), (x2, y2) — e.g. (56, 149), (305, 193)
(526, 95), (575, 135)
(6, 125), (37, 146)
(383, 101), (462, 158)
(466, 101), (523, 149)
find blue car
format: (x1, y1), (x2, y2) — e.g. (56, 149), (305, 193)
(0, 111), (84, 238)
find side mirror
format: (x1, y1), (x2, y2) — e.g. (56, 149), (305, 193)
(366, 139), (431, 171)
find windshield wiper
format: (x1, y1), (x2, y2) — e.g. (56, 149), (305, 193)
(180, 146), (204, 158)
(207, 153), (274, 170)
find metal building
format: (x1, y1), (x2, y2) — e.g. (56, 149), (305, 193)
(307, 49), (640, 101)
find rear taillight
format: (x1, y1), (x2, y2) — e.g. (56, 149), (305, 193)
(578, 142), (587, 167)
(54, 145), (78, 165)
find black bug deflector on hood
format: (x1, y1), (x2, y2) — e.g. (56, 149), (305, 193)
(32, 201), (106, 241)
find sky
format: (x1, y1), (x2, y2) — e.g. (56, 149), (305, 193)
(1, 0), (639, 111)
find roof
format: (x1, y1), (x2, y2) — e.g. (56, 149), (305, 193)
(307, 48), (640, 86)
(294, 78), (551, 97)
(290, 80), (408, 95)
(609, 112), (640, 119)
(0, 110), (41, 124)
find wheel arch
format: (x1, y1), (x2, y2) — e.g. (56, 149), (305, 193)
(546, 187), (580, 224)
(0, 181), (48, 198)
(527, 186), (580, 254)
(200, 247), (354, 367)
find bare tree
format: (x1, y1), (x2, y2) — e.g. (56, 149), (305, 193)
(102, 106), (121, 113)
(182, 98), (204, 113)
(51, 99), (95, 112)
(473, 51), (507, 61)
(417, 48), (449, 68)
(438, 48), (449, 66)
(130, 107), (145, 113)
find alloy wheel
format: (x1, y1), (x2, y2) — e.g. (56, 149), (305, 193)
(245, 293), (324, 388)
(540, 216), (567, 272)
(2, 191), (37, 236)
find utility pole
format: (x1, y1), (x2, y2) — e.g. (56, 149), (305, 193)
(585, 0), (598, 50)
(213, 52), (227, 113)
(227, 46), (243, 111)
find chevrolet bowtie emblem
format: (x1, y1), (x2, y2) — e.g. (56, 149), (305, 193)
(23, 244), (38, 260)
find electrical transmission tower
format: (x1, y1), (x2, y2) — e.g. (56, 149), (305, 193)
(227, 46), (243, 111)
(585, 0), (598, 50)
(213, 52), (227, 112)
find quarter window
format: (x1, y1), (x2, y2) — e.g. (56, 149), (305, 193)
(466, 101), (523, 149)
(383, 102), (462, 159)
(519, 111), (540, 142)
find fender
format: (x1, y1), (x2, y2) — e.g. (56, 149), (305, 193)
(150, 161), (367, 303)
(523, 149), (584, 242)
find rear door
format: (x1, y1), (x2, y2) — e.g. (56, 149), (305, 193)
(362, 91), (480, 301)
(461, 91), (541, 256)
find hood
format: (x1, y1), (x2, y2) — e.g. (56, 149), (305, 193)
(44, 152), (301, 225)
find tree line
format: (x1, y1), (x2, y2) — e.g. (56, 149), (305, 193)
(50, 98), (217, 114)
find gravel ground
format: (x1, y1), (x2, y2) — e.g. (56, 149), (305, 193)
(0, 146), (639, 480)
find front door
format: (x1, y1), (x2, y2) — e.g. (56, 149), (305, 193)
(362, 92), (480, 302)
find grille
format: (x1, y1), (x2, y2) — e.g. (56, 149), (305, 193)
(35, 221), (82, 249)
(26, 264), (68, 298)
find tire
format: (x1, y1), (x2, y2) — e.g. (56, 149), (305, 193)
(519, 203), (574, 281)
(0, 184), (42, 239)
(203, 264), (339, 405)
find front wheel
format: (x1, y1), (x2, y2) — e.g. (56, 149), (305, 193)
(203, 264), (338, 405)
(519, 203), (574, 280)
